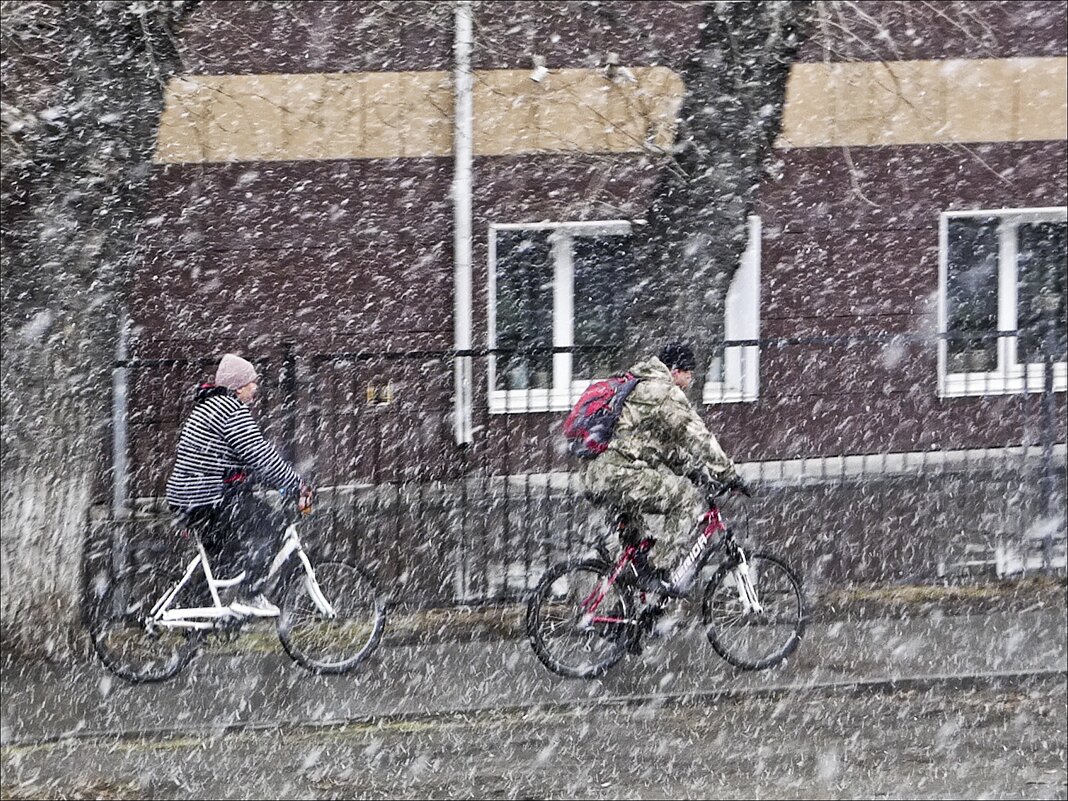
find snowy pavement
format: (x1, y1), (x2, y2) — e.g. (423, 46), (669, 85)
(2, 607), (1065, 747)
(4, 675), (1065, 800)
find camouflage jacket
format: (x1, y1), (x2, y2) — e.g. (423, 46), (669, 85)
(585, 356), (737, 480)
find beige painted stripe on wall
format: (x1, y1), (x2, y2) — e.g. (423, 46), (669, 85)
(154, 57), (1066, 163)
(153, 67), (685, 163)
(778, 56), (1067, 148)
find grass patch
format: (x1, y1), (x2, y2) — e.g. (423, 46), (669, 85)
(819, 574), (1066, 618)
(130, 576), (1067, 658)
(0, 779), (145, 800)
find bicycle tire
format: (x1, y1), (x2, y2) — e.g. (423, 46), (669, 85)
(526, 558), (638, 679)
(277, 560), (386, 674)
(701, 552), (807, 671)
(88, 569), (201, 684)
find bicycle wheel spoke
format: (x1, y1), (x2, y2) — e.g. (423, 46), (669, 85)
(90, 571), (200, 683)
(526, 560), (635, 679)
(542, 617), (573, 635)
(703, 553), (806, 671)
(278, 561), (385, 674)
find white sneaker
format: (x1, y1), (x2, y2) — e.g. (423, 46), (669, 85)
(229, 593), (280, 618)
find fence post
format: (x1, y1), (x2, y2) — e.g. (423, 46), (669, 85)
(1039, 335), (1056, 571)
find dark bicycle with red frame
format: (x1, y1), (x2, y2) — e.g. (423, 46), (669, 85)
(526, 479), (807, 679)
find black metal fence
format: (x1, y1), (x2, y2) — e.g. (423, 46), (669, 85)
(91, 333), (1067, 609)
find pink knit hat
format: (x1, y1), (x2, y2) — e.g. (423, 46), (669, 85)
(214, 353), (258, 390)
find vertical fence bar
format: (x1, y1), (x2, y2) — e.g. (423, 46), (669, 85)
(1039, 340), (1056, 570)
(279, 342), (298, 464)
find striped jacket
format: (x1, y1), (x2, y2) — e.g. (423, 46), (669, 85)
(165, 385), (301, 510)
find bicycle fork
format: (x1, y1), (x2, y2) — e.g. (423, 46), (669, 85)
(732, 552), (764, 615)
(269, 524), (337, 619)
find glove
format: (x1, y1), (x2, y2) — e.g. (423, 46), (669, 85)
(724, 473), (752, 497)
(688, 466), (718, 486)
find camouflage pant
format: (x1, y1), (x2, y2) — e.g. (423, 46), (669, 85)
(580, 458), (701, 564)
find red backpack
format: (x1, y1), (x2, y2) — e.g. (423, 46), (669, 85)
(562, 373), (641, 458)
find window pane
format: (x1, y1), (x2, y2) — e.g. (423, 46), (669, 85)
(946, 217), (1000, 372)
(1017, 220), (1067, 364)
(494, 230), (554, 390)
(573, 234), (635, 379)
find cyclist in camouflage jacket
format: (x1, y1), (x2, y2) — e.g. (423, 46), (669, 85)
(580, 342), (743, 576)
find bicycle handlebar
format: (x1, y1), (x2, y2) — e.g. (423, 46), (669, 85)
(692, 471), (753, 500)
(278, 484), (315, 515)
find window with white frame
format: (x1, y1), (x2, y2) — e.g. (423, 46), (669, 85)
(703, 216), (761, 404)
(488, 220), (636, 413)
(939, 208), (1067, 397)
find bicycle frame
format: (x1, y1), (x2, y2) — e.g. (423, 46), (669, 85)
(148, 520), (335, 631)
(581, 498), (763, 625)
(665, 504), (727, 591)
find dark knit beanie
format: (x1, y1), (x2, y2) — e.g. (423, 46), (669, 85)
(659, 341), (696, 372)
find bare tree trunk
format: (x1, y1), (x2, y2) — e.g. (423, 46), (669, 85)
(0, 392), (100, 659)
(1, 0), (195, 661)
(627, 1), (812, 380)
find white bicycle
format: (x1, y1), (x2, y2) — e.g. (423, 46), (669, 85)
(89, 498), (387, 683)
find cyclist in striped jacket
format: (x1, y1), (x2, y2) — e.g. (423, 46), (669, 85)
(166, 353), (309, 617)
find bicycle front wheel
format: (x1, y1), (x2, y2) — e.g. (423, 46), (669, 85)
(526, 559), (638, 679)
(702, 552), (807, 671)
(278, 560), (386, 674)
(89, 570), (201, 684)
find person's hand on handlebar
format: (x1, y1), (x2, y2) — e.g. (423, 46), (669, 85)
(723, 473), (752, 497)
(297, 482), (315, 514)
(688, 466), (719, 487)
(690, 466), (751, 496)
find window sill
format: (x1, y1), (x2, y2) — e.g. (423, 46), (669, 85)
(939, 365), (1067, 397)
(703, 386), (759, 405)
(488, 389), (573, 415)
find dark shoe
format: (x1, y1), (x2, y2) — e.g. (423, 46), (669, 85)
(648, 607), (684, 639)
(639, 567), (671, 594)
(618, 561), (671, 594)
(640, 604), (665, 632)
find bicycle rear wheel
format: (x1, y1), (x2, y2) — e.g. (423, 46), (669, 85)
(702, 552), (806, 670)
(88, 568), (202, 684)
(278, 560), (386, 674)
(526, 559), (638, 679)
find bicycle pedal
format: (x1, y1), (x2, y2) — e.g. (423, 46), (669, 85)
(639, 605), (665, 628)
(219, 609), (250, 626)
